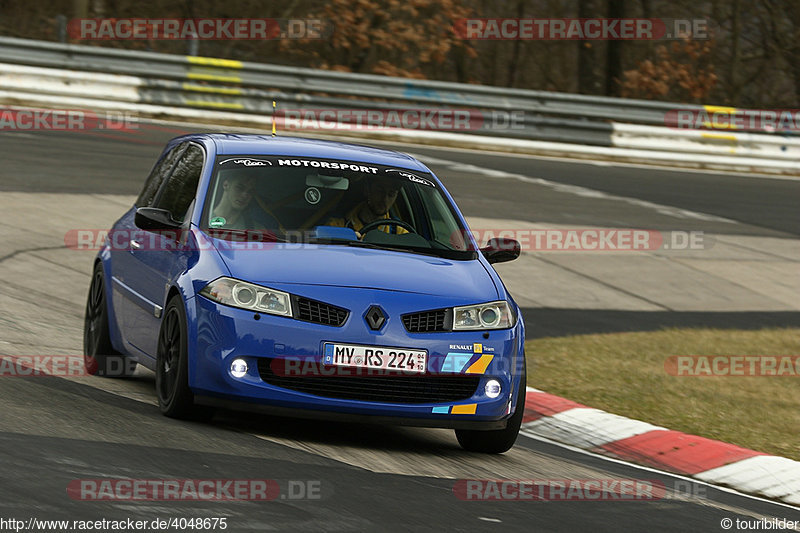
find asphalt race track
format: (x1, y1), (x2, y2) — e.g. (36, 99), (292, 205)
(1, 124), (799, 531)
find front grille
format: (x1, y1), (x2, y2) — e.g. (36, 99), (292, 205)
(402, 309), (448, 333)
(294, 297), (348, 327)
(257, 358), (479, 403)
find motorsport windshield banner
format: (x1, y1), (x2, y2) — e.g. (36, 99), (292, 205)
(216, 155), (437, 187)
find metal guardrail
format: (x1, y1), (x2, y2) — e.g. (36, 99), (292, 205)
(0, 36), (683, 121)
(0, 36), (797, 174)
(0, 35), (702, 147)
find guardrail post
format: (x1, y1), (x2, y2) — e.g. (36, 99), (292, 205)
(56, 14), (67, 43)
(187, 33), (199, 57)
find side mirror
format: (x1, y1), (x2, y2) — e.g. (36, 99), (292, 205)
(135, 207), (182, 232)
(481, 238), (520, 264)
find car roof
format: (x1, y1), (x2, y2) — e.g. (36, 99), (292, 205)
(177, 134), (431, 172)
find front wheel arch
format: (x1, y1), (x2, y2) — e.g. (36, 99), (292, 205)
(155, 294), (213, 421)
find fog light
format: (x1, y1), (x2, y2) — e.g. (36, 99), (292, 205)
(485, 379), (502, 398)
(230, 358), (248, 378)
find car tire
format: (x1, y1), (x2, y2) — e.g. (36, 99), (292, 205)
(156, 295), (214, 421)
(84, 262), (137, 378)
(455, 361), (526, 454)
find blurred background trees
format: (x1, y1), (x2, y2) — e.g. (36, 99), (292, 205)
(0, 0), (796, 106)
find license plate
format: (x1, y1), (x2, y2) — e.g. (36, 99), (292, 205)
(323, 343), (427, 374)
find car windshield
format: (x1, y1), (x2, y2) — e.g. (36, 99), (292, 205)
(201, 155), (477, 260)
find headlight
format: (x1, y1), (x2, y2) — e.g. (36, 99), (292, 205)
(200, 277), (292, 317)
(453, 301), (515, 330)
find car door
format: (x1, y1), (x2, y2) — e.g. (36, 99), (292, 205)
(110, 142), (186, 354)
(121, 143), (205, 358)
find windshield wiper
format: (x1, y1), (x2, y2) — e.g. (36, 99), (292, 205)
(306, 237), (443, 257)
(305, 237), (373, 247)
(306, 237), (397, 251)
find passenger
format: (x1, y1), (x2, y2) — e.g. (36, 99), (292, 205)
(209, 173), (282, 235)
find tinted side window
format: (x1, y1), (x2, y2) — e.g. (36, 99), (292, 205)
(153, 144), (204, 222)
(136, 144), (185, 207)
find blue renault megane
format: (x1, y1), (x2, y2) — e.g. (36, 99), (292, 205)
(83, 134), (525, 453)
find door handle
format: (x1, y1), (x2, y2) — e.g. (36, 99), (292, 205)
(130, 240), (142, 250)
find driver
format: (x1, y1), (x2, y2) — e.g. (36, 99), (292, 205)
(209, 172), (283, 236)
(327, 177), (408, 236)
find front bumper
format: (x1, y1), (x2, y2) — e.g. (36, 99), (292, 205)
(194, 395), (509, 430)
(187, 287), (525, 429)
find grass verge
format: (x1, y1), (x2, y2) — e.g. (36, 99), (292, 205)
(525, 328), (800, 461)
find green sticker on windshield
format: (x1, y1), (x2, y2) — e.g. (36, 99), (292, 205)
(210, 216), (226, 228)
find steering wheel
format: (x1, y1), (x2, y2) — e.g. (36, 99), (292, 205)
(359, 218), (416, 235)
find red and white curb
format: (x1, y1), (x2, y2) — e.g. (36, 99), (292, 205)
(521, 387), (800, 506)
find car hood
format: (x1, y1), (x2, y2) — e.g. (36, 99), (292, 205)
(210, 241), (499, 300)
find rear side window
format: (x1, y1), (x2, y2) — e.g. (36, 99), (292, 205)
(136, 143), (185, 207)
(153, 144), (205, 222)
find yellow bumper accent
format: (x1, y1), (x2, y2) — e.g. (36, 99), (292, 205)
(451, 404), (477, 415)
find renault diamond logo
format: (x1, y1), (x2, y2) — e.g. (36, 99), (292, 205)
(365, 305), (386, 330)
